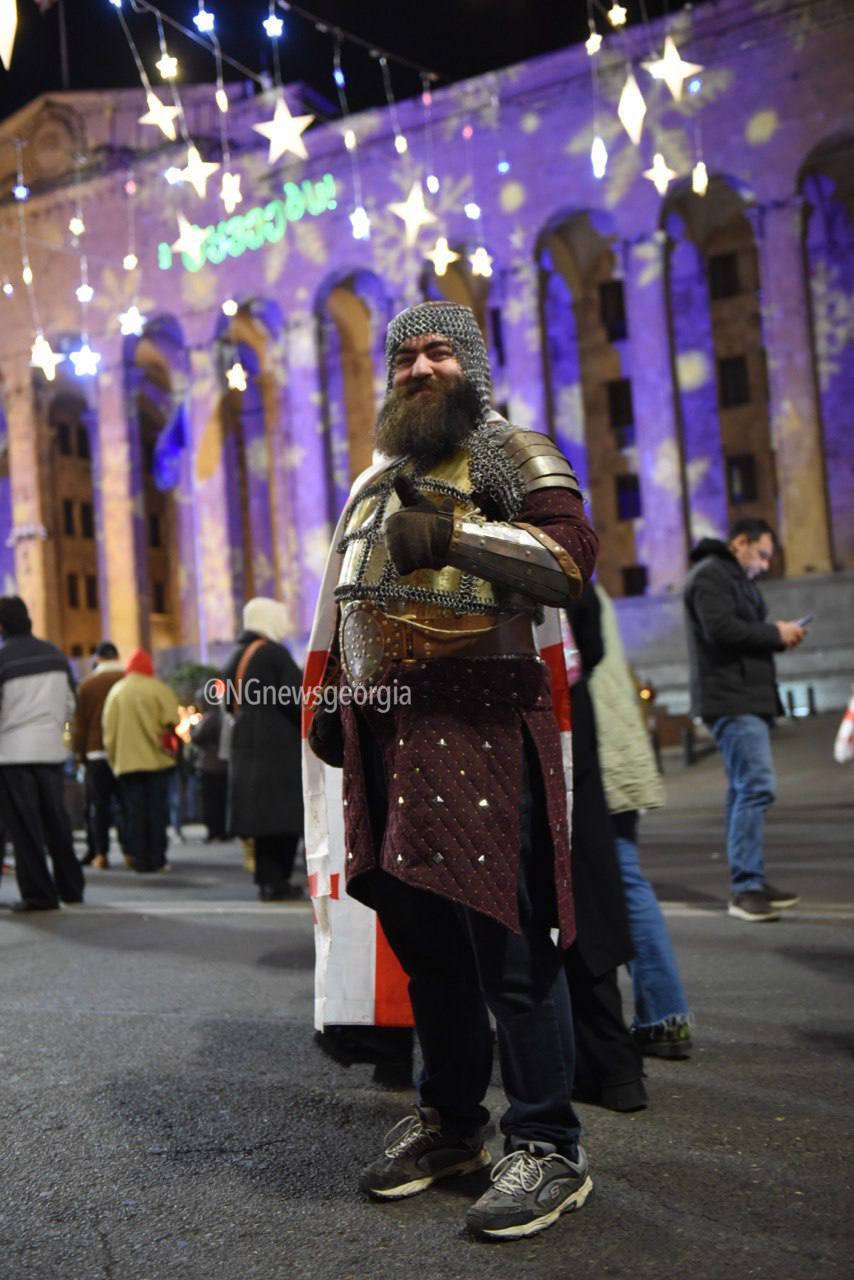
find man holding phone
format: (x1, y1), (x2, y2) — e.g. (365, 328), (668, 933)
(684, 518), (806, 922)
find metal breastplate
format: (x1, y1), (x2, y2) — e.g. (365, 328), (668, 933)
(335, 448), (502, 616)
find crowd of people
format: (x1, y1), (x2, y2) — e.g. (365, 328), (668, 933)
(0, 298), (811, 1244)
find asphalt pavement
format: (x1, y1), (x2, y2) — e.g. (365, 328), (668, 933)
(0, 712), (851, 1280)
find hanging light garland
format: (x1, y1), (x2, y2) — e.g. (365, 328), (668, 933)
(330, 33), (369, 240)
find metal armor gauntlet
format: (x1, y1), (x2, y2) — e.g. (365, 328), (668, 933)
(446, 516), (583, 606)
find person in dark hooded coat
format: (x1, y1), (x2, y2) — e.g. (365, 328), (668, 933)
(223, 597), (304, 901)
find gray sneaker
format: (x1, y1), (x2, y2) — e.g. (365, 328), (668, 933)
(728, 891), (781, 922)
(359, 1106), (491, 1201)
(465, 1141), (592, 1240)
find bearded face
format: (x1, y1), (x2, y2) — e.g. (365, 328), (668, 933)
(374, 374), (481, 465)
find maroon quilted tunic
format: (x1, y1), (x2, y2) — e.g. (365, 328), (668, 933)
(339, 487), (598, 947)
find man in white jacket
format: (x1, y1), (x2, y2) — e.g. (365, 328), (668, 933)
(0, 596), (82, 911)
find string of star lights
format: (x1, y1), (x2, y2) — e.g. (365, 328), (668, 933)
(14, 141), (64, 383)
(119, 174), (148, 336)
(71, 202), (101, 376)
(331, 33), (369, 241)
(420, 76), (440, 194)
(377, 53), (409, 158)
(586, 0), (608, 180)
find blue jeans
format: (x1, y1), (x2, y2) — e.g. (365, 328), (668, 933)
(711, 714), (776, 893)
(612, 817), (690, 1029)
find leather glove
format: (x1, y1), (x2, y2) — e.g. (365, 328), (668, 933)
(383, 475), (454, 576)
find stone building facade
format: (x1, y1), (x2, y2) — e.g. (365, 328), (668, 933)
(0, 0), (851, 695)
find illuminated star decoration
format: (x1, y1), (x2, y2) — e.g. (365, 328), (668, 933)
(469, 246), (493, 278)
(607, 4), (628, 27)
(642, 36), (704, 102)
(155, 51), (178, 80)
(349, 206), (371, 241)
(118, 305), (147, 337)
(70, 342), (102, 377)
(76, 282), (94, 304)
(180, 145), (220, 198)
(644, 152), (678, 196)
(617, 71), (647, 146)
(225, 361), (247, 392)
(425, 236), (460, 277)
(172, 213), (208, 265)
(30, 333), (65, 382)
(0, 0), (17, 71)
(68, 215), (85, 237)
(252, 96), (315, 163)
(585, 30), (603, 56)
(138, 91), (181, 141)
(193, 3), (215, 34)
(388, 182), (437, 247)
(220, 171), (243, 214)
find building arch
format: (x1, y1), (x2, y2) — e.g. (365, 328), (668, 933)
(799, 132), (854, 568)
(536, 208), (645, 597)
(214, 298), (284, 603)
(661, 174), (777, 561)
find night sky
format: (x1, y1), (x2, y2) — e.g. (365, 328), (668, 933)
(0, 0), (704, 123)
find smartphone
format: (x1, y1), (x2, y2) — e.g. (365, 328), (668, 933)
(797, 613), (814, 627)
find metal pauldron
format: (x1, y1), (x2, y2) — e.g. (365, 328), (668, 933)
(446, 516), (583, 606)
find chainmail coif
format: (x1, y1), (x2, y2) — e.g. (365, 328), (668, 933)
(385, 301), (493, 422)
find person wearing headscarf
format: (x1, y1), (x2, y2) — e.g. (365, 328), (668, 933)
(303, 301), (599, 1240)
(223, 597), (303, 901)
(102, 649), (179, 874)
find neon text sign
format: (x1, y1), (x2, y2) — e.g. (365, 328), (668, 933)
(158, 173), (337, 273)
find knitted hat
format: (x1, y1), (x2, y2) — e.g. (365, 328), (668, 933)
(126, 648), (154, 676)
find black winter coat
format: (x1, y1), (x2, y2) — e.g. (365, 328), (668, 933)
(684, 539), (784, 722)
(223, 631), (304, 837)
(565, 585), (633, 976)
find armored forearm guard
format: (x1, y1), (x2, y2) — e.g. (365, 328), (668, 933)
(447, 516), (583, 606)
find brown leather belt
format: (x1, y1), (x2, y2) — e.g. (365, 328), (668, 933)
(340, 601), (536, 685)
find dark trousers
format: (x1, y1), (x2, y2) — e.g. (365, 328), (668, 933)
(85, 758), (123, 858)
(365, 728), (580, 1156)
(0, 764), (84, 906)
(254, 833), (299, 888)
(200, 772), (228, 839)
(564, 950), (642, 1090)
(120, 770), (171, 872)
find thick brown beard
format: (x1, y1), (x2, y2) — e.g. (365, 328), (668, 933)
(375, 377), (481, 465)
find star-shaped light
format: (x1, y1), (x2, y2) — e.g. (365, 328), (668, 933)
(172, 213), (208, 265)
(349, 205), (371, 240)
(30, 333), (65, 382)
(469, 246), (493, 278)
(387, 181), (437, 247)
(123, 253), (139, 271)
(692, 160), (709, 196)
(180, 145), (219, 198)
(644, 152), (678, 196)
(225, 361), (247, 392)
(68, 215), (85, 237)
(70, 342), (101, 377)
(642, 36), (704, 102)
(425, 236), (460, 277)
(193, 3), (215, 33)
(156, 51), (178, 80)
(119, 305), (147, 337)
(591, 135), (608, 179)
(607, 4), (628, 26)
(617, 71), (647, 145)
(585, 30), (603, 55)
(252, 96), (314, 163)
(220, 171), (243, 214)
(76, 282), (94, 304)
(262, 12), (284, 38)
(138, 91), (181, 141)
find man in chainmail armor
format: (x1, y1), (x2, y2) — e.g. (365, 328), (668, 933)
(308, 300), (599, 1240)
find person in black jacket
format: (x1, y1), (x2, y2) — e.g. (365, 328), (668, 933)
(223, 597), (304, 901)
(684, 518), (806, 923)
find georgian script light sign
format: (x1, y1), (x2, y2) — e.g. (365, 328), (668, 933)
(158, 173), (337, 273)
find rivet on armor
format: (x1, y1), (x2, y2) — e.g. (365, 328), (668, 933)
(483, 741), (492, 749)
(397, 854), (404, 863)
(398, 796), (405, 805)
(460, 770), (465, 776)
(478, 854), (486, 863)
(478, 798), (489, 808)
(347, 851), (353, 861)
(433, 852), (444, 864)
(435, 795), (444, 803)
(438, 737), (447, 746)
(399, 738), (405, 746)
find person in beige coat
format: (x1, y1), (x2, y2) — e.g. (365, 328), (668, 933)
(103, 649), (179, 873)
(589, 585), (693, 1059)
